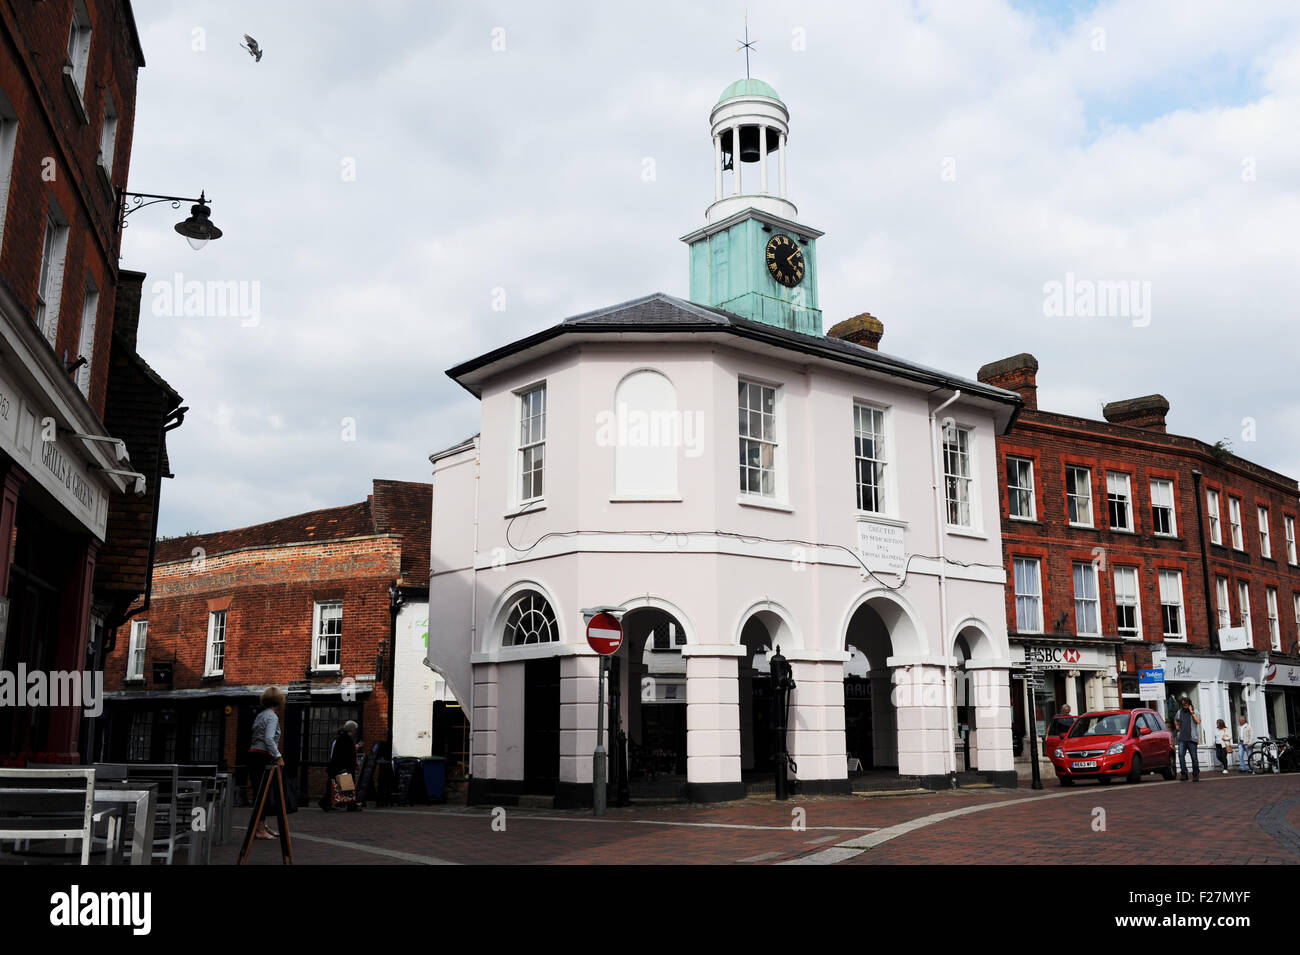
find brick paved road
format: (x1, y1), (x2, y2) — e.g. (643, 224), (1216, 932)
(219, 773), (1299, 865)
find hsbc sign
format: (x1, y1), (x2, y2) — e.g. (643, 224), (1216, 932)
(1018, 644), (1109, 668)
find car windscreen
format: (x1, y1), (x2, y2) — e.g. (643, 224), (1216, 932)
(1067, 714), (1131, 738)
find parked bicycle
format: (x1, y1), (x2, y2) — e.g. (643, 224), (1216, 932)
(1248, 736), (1296, 774)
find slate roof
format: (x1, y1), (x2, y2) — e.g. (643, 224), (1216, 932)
(447, 292), (1023, 418)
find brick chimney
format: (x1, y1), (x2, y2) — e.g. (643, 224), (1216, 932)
(977, 353), (1038, 410)
(827, 312), (884, 350)
(113, 270), (147, 352)
(1102, 395), (1170, 433)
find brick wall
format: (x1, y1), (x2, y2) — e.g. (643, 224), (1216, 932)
(0, 0), (143, 417)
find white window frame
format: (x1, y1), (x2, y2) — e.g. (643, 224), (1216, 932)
(65, 1), (92, 102)
(1229, 496), (1244, 551)
(1106, 472), (1133, 532)
(98, 89), (118, 176)
(1286, 515), (1297, 565)
(75, 282), (98, 396)
(1066, 466), (1093, 527)
(1072, 561), (1100, 636)
(204, 610), (227, 677)
(1114, 566), (1141, 639)
(1294, 592), (1300, 637)
(1237, 581), (1252, 641)
(1013, 557), (1042, 634)
(853, 402), (888, 514)
(1159, 571), (1185, 640)
(35, 207), (70, 345)
(1258, 506), (1271, 559)
(1216, 576), (1231, 631)
(1266, 587), (1281, 651)
(942, 424), (976, 530)
(126, 619), (147, 680)
(1149, 479), (1176, 537)
(312, 600), (343, 671)
(1007, 456), (1036, 521)
(1207, 490), (1222, 545)
(0, 90), (18, 247)
(739, 377), (780, 501)
(516, 383), (546, 506)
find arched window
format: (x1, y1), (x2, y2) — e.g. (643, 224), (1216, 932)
(613, 370), (679, 498)
(503, 591), (559, 646)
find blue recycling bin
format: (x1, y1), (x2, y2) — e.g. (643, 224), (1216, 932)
(418, 756), (446, 803)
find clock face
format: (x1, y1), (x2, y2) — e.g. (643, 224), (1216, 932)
(764, 233), (805, 288)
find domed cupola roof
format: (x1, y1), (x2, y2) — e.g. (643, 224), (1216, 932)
(715, 77), (783, 106)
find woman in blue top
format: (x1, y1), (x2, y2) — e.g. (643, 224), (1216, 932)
(248, 686), (286, 839)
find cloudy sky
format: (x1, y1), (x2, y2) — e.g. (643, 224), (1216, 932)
(124, 0), (1300, 537)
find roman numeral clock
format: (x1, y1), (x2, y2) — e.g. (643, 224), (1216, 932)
(681, 77), (824, 336)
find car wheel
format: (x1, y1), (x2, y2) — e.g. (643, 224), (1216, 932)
(1127, 754), (1143, 784)
(1160, 761), (1175, 781)
(1058, 776), (1074, 787)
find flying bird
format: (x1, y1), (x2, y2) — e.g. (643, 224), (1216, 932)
(241, 34), (263, 62)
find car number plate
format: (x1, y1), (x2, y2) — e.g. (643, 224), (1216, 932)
(1072, 760), (1098, 769)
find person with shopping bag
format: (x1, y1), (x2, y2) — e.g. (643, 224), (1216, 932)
(320, 720), (361, 812)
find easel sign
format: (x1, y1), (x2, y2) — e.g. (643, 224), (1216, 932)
(238, 764), (294, 865)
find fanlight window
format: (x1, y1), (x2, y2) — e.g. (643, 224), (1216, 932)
(503, 592), (559, 646)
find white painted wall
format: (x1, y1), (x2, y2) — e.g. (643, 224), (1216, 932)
(430, 335), (1016, 785)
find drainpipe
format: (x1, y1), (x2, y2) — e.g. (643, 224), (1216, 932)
(929, 389), (961, 779)
(467, 437), (482, 788)
(1190, 470), (1219, 654)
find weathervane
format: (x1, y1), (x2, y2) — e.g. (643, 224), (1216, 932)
(736, 13), (756, 78)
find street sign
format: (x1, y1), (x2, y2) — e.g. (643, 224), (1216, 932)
(586, 612), (623, 655)
(1139, 668), (1165, 702)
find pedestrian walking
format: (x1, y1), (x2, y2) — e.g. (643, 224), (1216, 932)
(1237, 715), (1253, 773)
(1215, 719), (1230, 773)
(1174, 697), (1201, 781)
(248, 686), (287, 839)
(321, 720), (361, 812)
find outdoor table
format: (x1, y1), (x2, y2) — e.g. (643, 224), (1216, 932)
(95, 782), (157, 866)
(175, 780), (204, 864)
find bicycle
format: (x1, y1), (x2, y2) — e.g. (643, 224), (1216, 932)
(1248, 736), (1292, 774)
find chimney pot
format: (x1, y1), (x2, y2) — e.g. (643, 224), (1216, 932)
(977, 353), (1038, 410)
(827, 312), (884, 350)
(1102, 394), (1170, 432)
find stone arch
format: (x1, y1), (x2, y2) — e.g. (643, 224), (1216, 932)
(841, 588), (926, 661)
(732, 600), (803, 655)
(616, 594), (698, 646)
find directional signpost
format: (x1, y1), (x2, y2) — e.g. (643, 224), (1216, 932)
(585, 610), (623, 816)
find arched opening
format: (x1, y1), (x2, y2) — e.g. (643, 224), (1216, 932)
(844, 600), (898, 778)
(617, 606), (688, 798)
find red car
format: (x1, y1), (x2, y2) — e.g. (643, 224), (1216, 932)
(1051, 708), (1176, 785)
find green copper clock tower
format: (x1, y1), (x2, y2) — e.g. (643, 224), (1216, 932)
(680, 77), (824, 336)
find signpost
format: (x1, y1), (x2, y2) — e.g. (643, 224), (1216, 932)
(585, 610), (623, 816)
(1023, 662), (1047, 790)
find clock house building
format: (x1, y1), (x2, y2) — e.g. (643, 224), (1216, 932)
(427, 76), (1024, 806)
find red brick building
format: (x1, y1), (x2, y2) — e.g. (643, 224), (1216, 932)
(979, 354), (1300, 768)
(99, 480), (433, 796)
(0, 1), (188, 762)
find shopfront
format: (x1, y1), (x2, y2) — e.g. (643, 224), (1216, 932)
(1263, 661), (1300, 739)
(1009, 640), (1120, 757)
(1160, 651), (1269, 766)
(0, 349), (124, 761)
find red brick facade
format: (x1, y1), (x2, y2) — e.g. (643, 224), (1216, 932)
(99, 480), (432, 795)
(981, 354), (1300, 745)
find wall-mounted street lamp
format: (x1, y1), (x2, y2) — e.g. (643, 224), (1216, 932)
(119, 189), (224, 250)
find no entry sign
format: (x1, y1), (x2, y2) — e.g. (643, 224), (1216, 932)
(586, 612), (623, 655)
